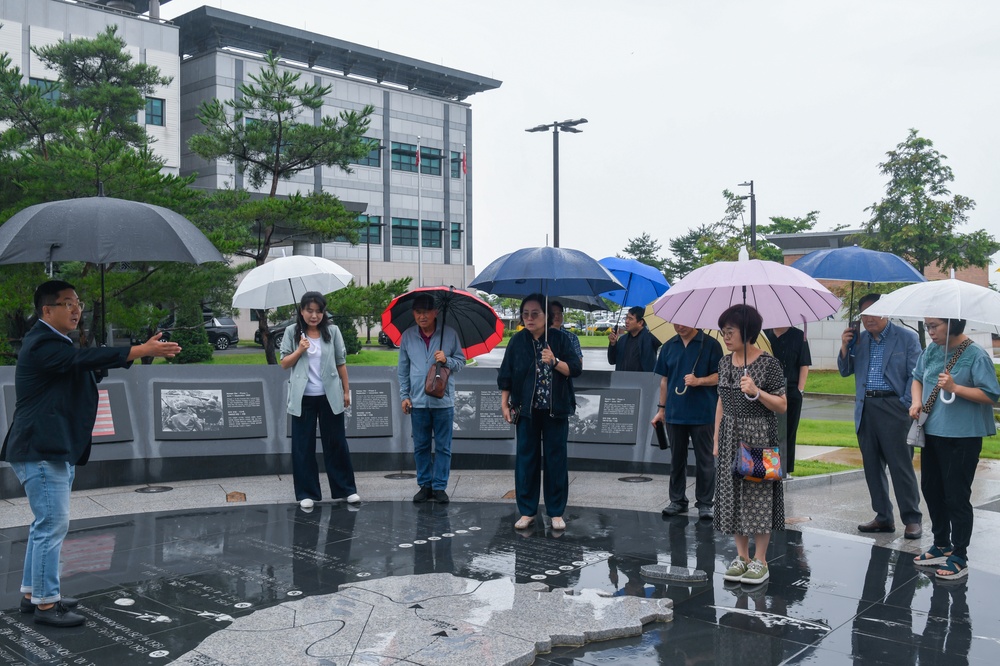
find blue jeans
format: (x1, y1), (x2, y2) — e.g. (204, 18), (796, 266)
(410, 407), (454, 490)
(291, 395), (357, 501)
(515, 409), (569, 518)
(11, 461), (75, 604)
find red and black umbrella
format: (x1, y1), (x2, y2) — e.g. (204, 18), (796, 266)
(381, 286), (503, 359)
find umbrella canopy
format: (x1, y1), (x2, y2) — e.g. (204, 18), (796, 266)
(551, 294), (607, 312)
(232, 256), (353, 309)
(651, 255), (841, 329)
(381, 286), (503, 359)
(599, 257), (670, 307)
(0, 196), (223, 265)
(469, 247), (622, 298)
(861, 278), (1000, 334)
(791, 245), (927, 283)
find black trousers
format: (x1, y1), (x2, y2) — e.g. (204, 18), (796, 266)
(666, 422), (716, 508)
(921, 434), (981, 560)
(785, 385), (803, 473)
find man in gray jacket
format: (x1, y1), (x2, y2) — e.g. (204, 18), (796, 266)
(398, 294), (465, 503)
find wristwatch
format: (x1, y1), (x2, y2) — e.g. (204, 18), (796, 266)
(552, 357), (560, 367)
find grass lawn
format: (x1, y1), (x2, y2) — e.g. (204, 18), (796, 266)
(803, 370), (854, 395)
(789, 460), (859, 478)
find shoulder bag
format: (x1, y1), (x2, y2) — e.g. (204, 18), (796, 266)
(730, 358), (783, 482)
(424, 361), (450, 399)
(907, 339), (972, 447)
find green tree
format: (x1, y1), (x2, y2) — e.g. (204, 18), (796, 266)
(189, 51), (375, 363)
(662, 224), (718, 283)
(755, 211), (820, 263)
(619, 233), (666, 272)
(32, 26), (171, 148)
(857, 128), (998, 276)
(166, 301), (213, 364)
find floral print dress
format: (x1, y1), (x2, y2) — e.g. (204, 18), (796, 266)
(714, 351), (786, 535)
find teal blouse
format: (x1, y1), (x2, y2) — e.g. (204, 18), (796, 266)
(913, 341), (999, 438)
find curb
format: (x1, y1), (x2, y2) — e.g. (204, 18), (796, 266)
(785, 468), (865, 489)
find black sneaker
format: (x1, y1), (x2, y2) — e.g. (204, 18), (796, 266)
(20, 596), (79, 613)
(433, 489), (450, 504)
(413, 486), (432, 503)
(33, 601), (85, 627)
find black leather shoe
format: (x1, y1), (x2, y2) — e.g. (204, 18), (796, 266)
(432, 489), (450, 504)
(413, 486), (432, 503)
(20, 596), (79, 613)
(661, 502), (688, 517)
(858, 518), (896, 533)
(904, 523), (923, 539)
(33, 601), (85, 627)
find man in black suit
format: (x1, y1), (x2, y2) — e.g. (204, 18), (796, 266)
(1, 280), (180, 627)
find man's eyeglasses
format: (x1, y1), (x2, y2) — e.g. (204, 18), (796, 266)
(522, 310), (544, 319)
(48, 300), (85, 312)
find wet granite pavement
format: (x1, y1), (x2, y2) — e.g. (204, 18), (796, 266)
(2, 464), (1000, 665)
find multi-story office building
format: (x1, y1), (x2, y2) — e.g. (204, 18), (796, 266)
(1, 1), (501, 337)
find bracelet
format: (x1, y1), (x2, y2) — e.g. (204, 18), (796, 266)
(657, 404), (666, 409)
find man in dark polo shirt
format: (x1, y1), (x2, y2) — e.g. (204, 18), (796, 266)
(651, 324), (724, 520)
(608, 306), (661, 372)
(764, 326), (812, 474)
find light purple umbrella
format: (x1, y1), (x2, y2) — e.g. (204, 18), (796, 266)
(651, 252), (841, 329)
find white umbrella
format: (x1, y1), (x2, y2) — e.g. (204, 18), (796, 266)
(863, 277), (1000, 403)
(861, 277), (1000, 335)
(232, 255), (354, 309)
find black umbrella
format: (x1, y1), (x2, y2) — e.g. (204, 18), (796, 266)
(0, 191), (224, 344)
(381, 286), (503, 359)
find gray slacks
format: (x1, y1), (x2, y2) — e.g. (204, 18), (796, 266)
(858, 395), (922, 525)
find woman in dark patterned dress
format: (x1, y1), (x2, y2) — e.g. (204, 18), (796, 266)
(714, 304), (787, 585)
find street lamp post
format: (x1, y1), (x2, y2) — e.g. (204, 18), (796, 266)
(738, 180), (757, 251)
(526, 118), (587, 248)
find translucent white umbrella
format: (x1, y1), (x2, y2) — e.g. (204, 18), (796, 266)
(232, 256), (353, 309)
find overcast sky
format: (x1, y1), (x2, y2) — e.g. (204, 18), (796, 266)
(162, 0), (1000, 276)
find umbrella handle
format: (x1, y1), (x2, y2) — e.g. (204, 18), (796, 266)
(674, 386), (688, 396)
(741, 367), (759, 401)
(939, 391), (956, 405)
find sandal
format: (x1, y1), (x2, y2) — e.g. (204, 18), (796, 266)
(935, 554), (968, 580)
(514, 515), (535, 530)
(914, 545), (953, 566)
(550, 516), (566, 531)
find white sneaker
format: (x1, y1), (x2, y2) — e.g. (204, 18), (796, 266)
(346, 494), (361, 504)
(299, 498), (314, 509)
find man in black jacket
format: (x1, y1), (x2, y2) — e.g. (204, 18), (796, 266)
(1, 280), (180, 627)
(608, 306), (661, 372)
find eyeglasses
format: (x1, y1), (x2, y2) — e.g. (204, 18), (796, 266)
(721, 328), (739, 338)
(48, 300), (85, 312)
(522, 310), (544, 319)
(925, 322), (944, 332)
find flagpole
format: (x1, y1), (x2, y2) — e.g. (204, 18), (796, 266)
(417, 136), (423, 288)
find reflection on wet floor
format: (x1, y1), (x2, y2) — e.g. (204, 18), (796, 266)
(1, 502), (997, 665)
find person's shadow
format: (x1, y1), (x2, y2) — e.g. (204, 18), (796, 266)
(852, 545), (917, 665)
(919, 580), (972, 665)
(413, 503), (454, 575)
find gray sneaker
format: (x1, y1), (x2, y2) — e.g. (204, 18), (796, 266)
(723, 556), (749, 582)
(661, 502), (688, 517)
(741, 559), (770, 584)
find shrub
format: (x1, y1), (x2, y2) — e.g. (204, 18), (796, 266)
(166, 303), (213, 364)
(333, 314), (361, 355)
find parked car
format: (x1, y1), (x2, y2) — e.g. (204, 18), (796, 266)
(590, 319), (616, 333)
(205, 317), (239, 350)
(378, 330), (398, 348)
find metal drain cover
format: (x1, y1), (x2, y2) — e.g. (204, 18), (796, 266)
(135, 486), (173, 494)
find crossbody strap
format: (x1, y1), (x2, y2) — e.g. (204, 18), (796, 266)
(921, 339), (973, 414)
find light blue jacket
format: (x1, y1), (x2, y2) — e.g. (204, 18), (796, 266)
(398, 322), (464, 408)
(837, 321), (921, 432)
(280, 323), (348, 417)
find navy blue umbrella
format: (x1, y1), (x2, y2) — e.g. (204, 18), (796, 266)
(469, 247), (622, 298)
(791, 245), (926, 323)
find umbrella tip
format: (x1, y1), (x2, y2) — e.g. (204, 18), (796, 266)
(738, 247), (749, 262)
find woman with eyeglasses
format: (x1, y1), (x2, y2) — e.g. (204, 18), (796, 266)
(714, 304), (787, 586)
(910, 318), (999, 580)
(280, 291), (359, 510)
(498, 294), (583, 531)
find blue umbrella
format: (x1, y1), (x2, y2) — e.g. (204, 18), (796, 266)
(598, 257), (670, 307)
(791, 245), (926, 322)
(469, 247), (622, 298)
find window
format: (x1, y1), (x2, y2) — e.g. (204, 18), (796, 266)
(391, 218), (441, 247)
(145, 97), (164, 126)
(352, 138), (381, 167)
(391, 142), (417, 172)
(419, 147), (442, 176)
(450, 151), (462, 179)
(451, 223), (462, 250)
(29, 78), (59, 103)
(359, 215), (382, 244)
(391, 217), (419, 246)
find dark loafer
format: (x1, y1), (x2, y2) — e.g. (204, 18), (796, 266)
(858, 519), (896, 533)
(33, 601), (85, 627)
(904, 523), (923, 539)
(20, 596), (79, 613)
